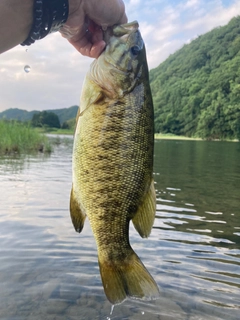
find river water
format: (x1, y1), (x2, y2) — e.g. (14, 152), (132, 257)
(0, 137), (239, 320)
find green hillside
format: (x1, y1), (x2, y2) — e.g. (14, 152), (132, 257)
(48, 105), (78, 124)
(0, 108), (37, 122)
(0, 105), (78, 125)
(150, 16), (240, 140)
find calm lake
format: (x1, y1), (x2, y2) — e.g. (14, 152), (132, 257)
(0, 137), (239, 320)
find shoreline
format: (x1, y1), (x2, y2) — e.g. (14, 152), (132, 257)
(154, 134), (202, 141)
(155, 133), (239, 142)
(45, 131), (239, 142)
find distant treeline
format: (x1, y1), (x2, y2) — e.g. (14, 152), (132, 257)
(150, 16), (240, 140)
(32, 111), (61, 128)
(0, 105), (78, 126)
(31, 111), (75, 130)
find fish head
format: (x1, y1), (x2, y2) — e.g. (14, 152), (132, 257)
(90, 21), (146, 97)
(104, 21), (144, 72)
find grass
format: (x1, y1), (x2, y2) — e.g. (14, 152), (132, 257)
(0, 120), (52, 154)
(46, 128), (74, 135)
(35, 127), (74, 136)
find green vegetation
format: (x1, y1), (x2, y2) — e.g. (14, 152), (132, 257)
(0, 106), (78, 136)
(61, 118), (76, 131)
(155, 133), (202, 140)
(0, 120), (51, 154)
(31, 111), (61, 128)
(32, 113), (75, 135)
(150, 16), (240, 140)
(0, 108), (37, 122)
(0, 105), (78, 125)
(52, 105), (78, 124)
(45, 128), (74, 135)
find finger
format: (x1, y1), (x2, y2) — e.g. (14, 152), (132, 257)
(84, 0), (127, 27)
(69, 36), (106, 58)
(68, 21), (106, 58)
(119, 12), (128, 24)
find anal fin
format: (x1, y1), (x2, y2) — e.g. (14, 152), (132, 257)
(70, 186), (86, 233)
(132, 179), (156, 238)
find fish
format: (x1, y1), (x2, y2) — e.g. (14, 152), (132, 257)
(70, 21), (159, 304)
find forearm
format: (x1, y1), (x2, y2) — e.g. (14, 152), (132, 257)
(0, 0), (127, 58)
(0, 0), (33, 54)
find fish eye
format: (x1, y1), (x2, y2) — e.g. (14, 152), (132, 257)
(131, 45), (141, 56)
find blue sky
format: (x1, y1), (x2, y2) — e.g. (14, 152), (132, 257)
(0, 0), (239, 112)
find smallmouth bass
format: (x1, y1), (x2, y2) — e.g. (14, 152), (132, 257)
(70, 21), (159, 304)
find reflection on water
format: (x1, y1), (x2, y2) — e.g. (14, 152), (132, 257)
(0, 137), (239, 320)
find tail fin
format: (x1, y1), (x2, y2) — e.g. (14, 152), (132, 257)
(98, 248), (159, 304)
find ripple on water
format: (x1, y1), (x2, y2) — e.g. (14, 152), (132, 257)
(0, 139), (239, 320)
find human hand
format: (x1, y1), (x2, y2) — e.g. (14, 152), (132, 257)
(60, 0), (127, 58)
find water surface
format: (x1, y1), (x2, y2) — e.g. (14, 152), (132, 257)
(0, 137), (239, 320)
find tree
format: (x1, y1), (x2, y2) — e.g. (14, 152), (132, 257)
(31, 111), (60, 128)
(150, 15), (240, 140)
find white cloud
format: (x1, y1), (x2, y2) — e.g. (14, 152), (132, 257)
(184, 0), (200, 9)
(136, 0), (240, 69)
(154, 23), (179, 42)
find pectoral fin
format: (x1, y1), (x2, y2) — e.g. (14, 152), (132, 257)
(69, 186), (86, 233)
(132, 179), (156, 238)
(74, 89), (105, 135)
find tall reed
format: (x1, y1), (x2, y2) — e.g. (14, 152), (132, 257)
(0, 120), (51, 154)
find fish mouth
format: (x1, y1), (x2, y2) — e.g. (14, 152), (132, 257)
(102, 21), (143, 73)
(103, 20), (141, 49)
(113, 21), (139, 35)
(103, 21), (139, 40)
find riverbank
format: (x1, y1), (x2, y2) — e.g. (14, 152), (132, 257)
(154, 133), (202, 140)
(0, 121), (52, 154)
(36, 128), (239, 142)
(155, 133), (239, 142)
(37, 127), (74, 136)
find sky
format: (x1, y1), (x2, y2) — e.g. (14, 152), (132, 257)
(0, 0), (239, 113)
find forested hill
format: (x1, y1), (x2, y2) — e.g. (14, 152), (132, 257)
(0, 105), (78, 125)
(150, 16), (240, 140)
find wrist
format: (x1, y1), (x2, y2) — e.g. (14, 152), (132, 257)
(21, 0), (69, 46)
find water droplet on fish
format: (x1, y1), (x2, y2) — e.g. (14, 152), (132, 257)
(141, 311), (145, 315)
(24, 65), (31, 73)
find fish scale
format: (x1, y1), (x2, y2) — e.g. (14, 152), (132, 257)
(70, 21), (159, 304)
